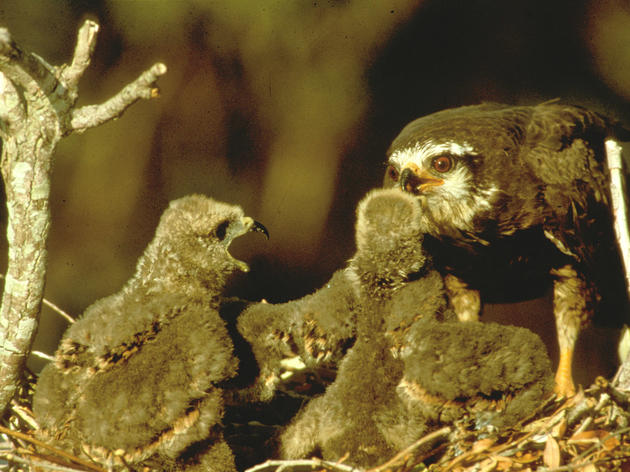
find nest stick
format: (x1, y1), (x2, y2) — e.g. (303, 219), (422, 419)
(606, 139), (630, 298)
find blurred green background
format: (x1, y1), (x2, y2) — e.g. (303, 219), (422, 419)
(1, 0), (629, 383)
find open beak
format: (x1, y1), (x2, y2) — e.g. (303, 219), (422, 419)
(227, 217), (269, 272)
(399, 165), (444, 195)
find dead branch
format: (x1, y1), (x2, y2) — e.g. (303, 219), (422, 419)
(0, 272), (74, 324)
(70, 62), (167, 133)
(606, 139), (630, 391)
(0, 19), (165, 417)
(606, 139), (630, 294)
(367, 426), (451, 472)
(0, 424), (105, 471)
(245, 458), (362, 472)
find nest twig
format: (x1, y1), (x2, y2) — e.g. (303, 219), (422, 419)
(241, 378), (630, 472)
(420, 378), (630, 471)
(3, 362), (630, 472)
(0, 403), (105, 472)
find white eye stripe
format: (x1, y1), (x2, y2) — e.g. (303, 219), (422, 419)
(390, 140), (476, 169)
(440, 165), (473, 198)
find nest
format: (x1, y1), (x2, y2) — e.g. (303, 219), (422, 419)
(2, 370), (629, 472)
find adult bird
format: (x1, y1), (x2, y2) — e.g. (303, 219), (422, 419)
(383, 103), (629, 397)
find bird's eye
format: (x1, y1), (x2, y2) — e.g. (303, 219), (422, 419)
(386, 165), (400, 183)
(432, 156), (453, 173)
(214, 220), (230, 241)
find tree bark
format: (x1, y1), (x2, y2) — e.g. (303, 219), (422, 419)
(0, 20), (166, 416)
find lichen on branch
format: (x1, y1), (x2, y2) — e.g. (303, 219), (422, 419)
(0, 19), (166, 417)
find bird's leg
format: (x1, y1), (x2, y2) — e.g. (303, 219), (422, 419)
(550, 264), (591, 398)
(444, 274), (481, 322)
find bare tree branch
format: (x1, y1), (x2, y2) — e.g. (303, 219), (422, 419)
(607, 139), (630, 391)
(0, 69), (26, 134)
(42, 297), (74, 324)
(242, 427), (452, 472)
(367, 426), (451, 472)
(245, 458), (362, 472)
(0, 27), (58, 98)
(70, 62), (167, 133)
(606, 140), (630, 293)
(60, 20), (99, 90)
(0, 424), (106, 472)
(0, 19), (165, 417)
(0, 34), (58, 420)
(0, 273), (74, 324)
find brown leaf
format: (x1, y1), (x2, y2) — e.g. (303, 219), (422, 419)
(585, 430), (619, 450)
(570, 430), (600, 441)
(576, 465), (598, 472)
(568, 429), (619, 451)
(471, 438), (495, 453)
(512, 452), (540, 464)
(477, 457), (497, 472)
(494, 456), (515, 471)
(602, 435), (620, 451)
(543, 436), (561, 468)
(552, 417), (567, 439)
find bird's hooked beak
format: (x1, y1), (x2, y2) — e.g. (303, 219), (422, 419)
(227, 216), (269, 272)
(249, 219), (270, 240)
(399, 164), (444, 195)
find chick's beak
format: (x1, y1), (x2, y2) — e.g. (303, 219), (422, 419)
(251, 220), (269, 239)
(399, 164), (444, 195)
(228, 217), (269, 273)
(241, 216), (269, 239)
